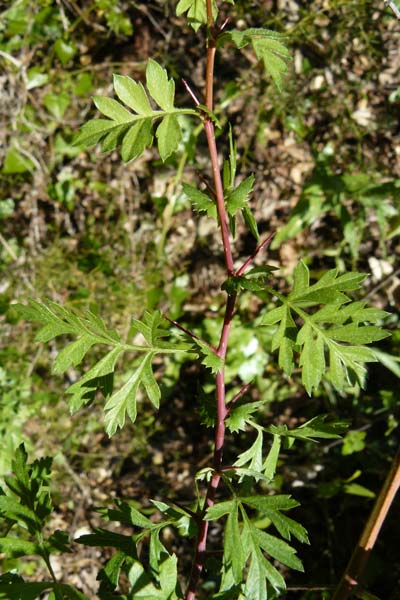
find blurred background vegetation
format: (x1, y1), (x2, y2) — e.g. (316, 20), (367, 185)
(0, 0), (399, 597)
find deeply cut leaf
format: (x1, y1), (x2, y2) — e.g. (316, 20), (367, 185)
(222, 28), (291, 92)
(263, 261), (390, 394)
(74, 60), (197, 162)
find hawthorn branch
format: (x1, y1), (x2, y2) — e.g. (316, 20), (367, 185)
(185, 3), (236, 598)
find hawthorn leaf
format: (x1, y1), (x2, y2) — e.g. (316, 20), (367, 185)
(251, 526), (304, 571)
(241, 495), (300, 513)
(121, 120), (153, 162)
(53, 335), (96, 374)
(224, 29), (291, 92)
(0, 537), (40, 558)
(176, 0), (218, 31)
(234, 427), (263, 476)
(0, 579), (73, 600)
(73, 119), (119, 147)
(263, 261), (389, 394)
(268, 415), (348, 443)
(265, 511), (309, 544)
(241, 510), (286, 598)
(327, 324), (389, 344)
(226, 175), (255, 215)
(242, 205), (260, 241)
(104, 352), (157, 436)
(74, 60), (197, 162)
(66, 346), (123, 413)
(226, 400), (264, 433)
(157, 114), (182, 161)
(298, 329), (325, 396)
(191, 338), (223, 373)
(146, 59), (175, 111)
(263, 434), (281, 480)
(113, 74), (152, 114)
(93, 96), (132, 121)
(182, 183), (217, 219)
(159, 554), (178, 597)
(222, 501), (243, 584)
(205, 500), (235, 521)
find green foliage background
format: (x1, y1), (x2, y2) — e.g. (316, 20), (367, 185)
(0, 0), (399, 598)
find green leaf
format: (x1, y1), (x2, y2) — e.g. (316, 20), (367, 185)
(221, 267), (276, 295)
(43, 92), (70, 120)
(156, 114), (182, 161)
(113, 74), (152, 114)
(93, 96), (133, 122)
(242, 205), (260, 241)
(76, 528), (136, 555)
(262, 434), (281, 480)
(241, 495), (300, 513)
(205, 500), (235, 521)
(52, 335), (97, 374)
(292, 260), (309, 296)
(344, 482), (375, 499)
(191, 339), (224, 373)
(226, 175), (255, 216)
(298, 328), (325, 396)
(182, 183), (217, 219)
(73, 119), (118, 147)
(146, 59), (175, 111)
(66, 346), (124, 412)
(54, 38), (76, 65)
(328, 324), (390, 344)
(234, 427), (263, 477)
(104, 353), (157, 436)
(2, 147), (34, 174)
(223, 499), (243, 584)
(226, 400), (263, 433)
(159, 554), (178, 596)
(74, 60), (197, 162)
(121, 120), (153, 162)
(251, 526), (304, 571)
(0, 497), (39, 533)
(240, 510), (286, 598)
(224, 29), (291, 92)
(265, 511), (309, 544)
(27, 67), (49, 90)
(0, 537), (40, 558)
(98, 550), (127, 589)
(0, 577), (55, 600)
(342, 430), (367, 456)
(176, 0), (218, 31)
(264, 261), (389, 394)
(267, 415), (348, 442)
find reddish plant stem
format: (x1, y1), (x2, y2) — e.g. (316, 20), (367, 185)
(185, 295), (236, 600)
(163, 314), (218, 354)
(236, 231), (275, 277)
(185, 7), (237, 599)
(228, 382), (252, 406)
(204, 119), (234, 274)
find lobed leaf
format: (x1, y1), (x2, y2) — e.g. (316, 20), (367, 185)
(176, 0), (218, 31)
(182, 183), (217, 219)
(104, 353), (158, 436)
(226, 175), (255, 216)
(223, 28), (291, 92)
(74, 60), (197, 162)
(263, 261), (390, 394)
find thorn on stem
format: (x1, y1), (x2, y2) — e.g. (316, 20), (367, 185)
(182, 79), (201, 106)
